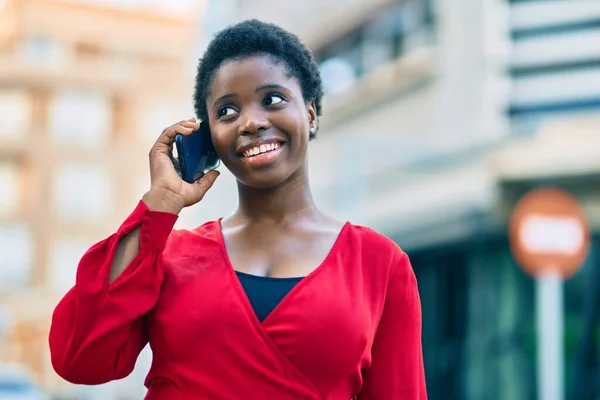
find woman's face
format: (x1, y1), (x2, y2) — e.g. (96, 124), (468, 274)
(205, 55), (317, 189)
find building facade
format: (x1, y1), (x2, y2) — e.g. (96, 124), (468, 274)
(201, 1), (600, 399)
(0, 0), (204, 397)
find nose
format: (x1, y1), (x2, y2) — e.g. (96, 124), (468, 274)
(238, 106), (271, 136)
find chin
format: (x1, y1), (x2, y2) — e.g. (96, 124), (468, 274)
(236, 170), (295, 190)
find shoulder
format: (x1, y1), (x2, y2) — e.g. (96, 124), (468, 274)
(163, 219), (222, 254)
(345, 224), (418, 307)
(345, 223), (407, 263)
(344, 223), (413, 282)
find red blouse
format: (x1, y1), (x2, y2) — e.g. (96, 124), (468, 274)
(49, 200), (427, 400)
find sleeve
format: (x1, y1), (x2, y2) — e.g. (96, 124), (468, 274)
(48, 200), (178, 385)
(358, 252), (427, 399)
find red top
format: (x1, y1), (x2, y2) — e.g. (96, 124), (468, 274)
(49, 201), (427, 400)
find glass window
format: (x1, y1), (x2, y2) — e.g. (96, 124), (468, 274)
(315, 0), (434, 89)
(52, 163), (113, 221)
(49, 89), (112, 148)
(49, 238), (92, 293)
(361, 5), (404, 72)
(0, 223), (33, 290)
(0, 89), (30, 141)
(0, 162), (20, 216)
(564, 235), (600, 399)
(18, 35), (66, 66)
(319, 58), (357, 95)
(141, 100), (192, 141)
(410, 239), (535, 400)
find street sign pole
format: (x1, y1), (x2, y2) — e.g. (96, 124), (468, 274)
(537, 272), (563, 400)
(509, 187), (590, 400)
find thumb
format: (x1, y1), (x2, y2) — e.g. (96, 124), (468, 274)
(190, 170), (220, 203)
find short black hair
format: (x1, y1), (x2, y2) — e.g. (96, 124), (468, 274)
(193, 19), (323, 138)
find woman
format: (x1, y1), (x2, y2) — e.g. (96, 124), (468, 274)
(49, 20), (426, 400)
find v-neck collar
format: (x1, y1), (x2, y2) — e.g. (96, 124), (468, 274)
(215, 218), (350, 327)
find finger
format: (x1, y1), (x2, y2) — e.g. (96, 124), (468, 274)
(168, 145), (181, 172)
(153, 124), (194, 151)
(191, 170), (220, 200)
(180, 120), (200, 130)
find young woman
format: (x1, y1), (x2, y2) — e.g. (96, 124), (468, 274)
(49, 20), (427, 400)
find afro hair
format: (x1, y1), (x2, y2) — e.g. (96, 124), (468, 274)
(193, 19), (323, 138)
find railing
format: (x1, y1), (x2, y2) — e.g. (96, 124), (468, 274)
(508, 0), (600, 118)
(314, 0), (436, 97)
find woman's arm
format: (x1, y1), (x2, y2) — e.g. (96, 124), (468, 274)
(49, 200), (178, 385)
(358, 252), (427, 399)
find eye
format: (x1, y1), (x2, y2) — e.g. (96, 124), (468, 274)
(264, 94), (285, 107)
(217, 106), (237, 119)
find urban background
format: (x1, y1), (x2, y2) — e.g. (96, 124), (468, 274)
(0, 0), (599, 399)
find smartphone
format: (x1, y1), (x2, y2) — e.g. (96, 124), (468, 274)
(174, 121), (220, 183)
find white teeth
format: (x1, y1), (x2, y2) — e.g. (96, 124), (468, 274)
(243, 142), (281, 157)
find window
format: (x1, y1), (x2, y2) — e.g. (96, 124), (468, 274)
(0, 89), (30, 141)
(361, 6), (403, 73)
(141, 101), (193, 141)
(564, 236), (600, 399)
(0, 162), (20, 216)
(49, 238), (92, 293)
(0, 223), (33, 290)
(316, 0), (435, 94)
(18, 36), (66, 65)
(508, 0), (600, 118)
(410, 241), (536, 400)
(319, 58), (357, 95)
(49, 89), (112, 148)
(53, 163), (113, 221)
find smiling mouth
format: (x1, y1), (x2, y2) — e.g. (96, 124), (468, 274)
(240, 142), (283, 158)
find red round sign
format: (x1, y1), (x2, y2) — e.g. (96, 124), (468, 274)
(509, 187), (590, 279)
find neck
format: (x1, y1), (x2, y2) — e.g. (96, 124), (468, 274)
(234, 164), (317, 223)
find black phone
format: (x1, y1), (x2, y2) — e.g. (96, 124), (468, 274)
(174, 121), (220, 183)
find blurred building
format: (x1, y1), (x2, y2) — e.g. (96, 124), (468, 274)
(0, 0), (204, 397)
(201, 0), (600, 399)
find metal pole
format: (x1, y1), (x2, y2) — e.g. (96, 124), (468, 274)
(536, 271), (563, 400)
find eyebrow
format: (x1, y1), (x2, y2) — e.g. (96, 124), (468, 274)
(255, 84), (289, 93)
(212, 93), (236, 110)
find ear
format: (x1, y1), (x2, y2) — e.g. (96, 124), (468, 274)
(306, 100), (318, 136)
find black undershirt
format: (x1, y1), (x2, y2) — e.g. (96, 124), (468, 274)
(235, 270), (303, 322)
